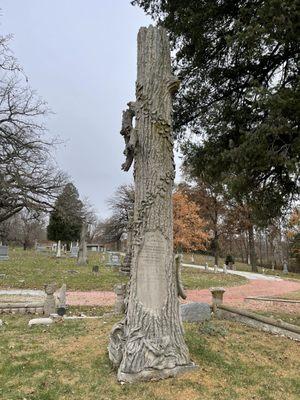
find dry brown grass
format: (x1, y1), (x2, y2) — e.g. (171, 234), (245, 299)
(1, 313), (300, 400)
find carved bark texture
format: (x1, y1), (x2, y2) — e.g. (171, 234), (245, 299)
(109, 26), (193, 382)
(120, 211), (133, 275)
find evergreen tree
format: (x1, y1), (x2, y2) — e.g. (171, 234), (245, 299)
(47, 183), (83, 243)
(133, 0), (300, 270)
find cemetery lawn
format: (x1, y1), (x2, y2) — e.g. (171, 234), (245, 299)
(0, 248), (246, 291)
(183, 253), (300, 279)
(1, 313), (300, 400)
(182, 266), (247, 290)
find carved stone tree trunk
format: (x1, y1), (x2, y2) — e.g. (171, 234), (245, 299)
(77, 223), (87, 266)
(108, 26), (193, 383)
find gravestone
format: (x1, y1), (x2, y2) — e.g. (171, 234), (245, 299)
(214, 264), (218, 273)
(0, 245), (9, 260)
(114, 284), (126, 314)
(56, 241), (61, 258)
(56, 283), (67, 308)
(205, 262), (209, 272)
(223, 264), (227, 274)
(92, 265), (99, 274)
(70, 246), (79, 258)
(210, 287), (226, 313)
(107, 253), (121, 267)
(36, 244), (47, 253)
(283, 260), (289, 274)
(180, 302), (211, 322)
(108, 26), (193, 383)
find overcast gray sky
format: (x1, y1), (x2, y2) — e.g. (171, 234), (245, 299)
(1, 1), (182, 218)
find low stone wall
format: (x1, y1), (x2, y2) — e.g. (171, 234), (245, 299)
(0, 302), (44, 315)
(0, 283), (66, 316)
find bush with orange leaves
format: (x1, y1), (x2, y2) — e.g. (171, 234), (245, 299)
(173, 190), (209, 252)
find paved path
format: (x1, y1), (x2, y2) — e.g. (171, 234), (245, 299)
(182, 263), (282, 281)
(66, 279), (300, 307)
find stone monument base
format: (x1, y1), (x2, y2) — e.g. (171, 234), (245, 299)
(117, 363), (197, 383)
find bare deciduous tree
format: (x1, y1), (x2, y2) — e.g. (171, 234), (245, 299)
(0, 33), (65, 223)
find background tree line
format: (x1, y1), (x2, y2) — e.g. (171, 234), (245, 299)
(133, 0), (299, 271)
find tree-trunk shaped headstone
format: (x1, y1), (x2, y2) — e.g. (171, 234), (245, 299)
(77, 223), (87, 265)
(108, 25), (194, 383)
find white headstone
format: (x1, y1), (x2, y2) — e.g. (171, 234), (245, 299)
(70, 246), (79, 258)
(223, 264), (227, 274)
(56, 240), (61, 258)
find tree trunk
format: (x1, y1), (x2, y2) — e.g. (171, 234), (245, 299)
(108, 26), (193, 382)
(77, 223), (87, 265)
(258, 231), (263, 267)
(213, 231), (219, 266)
(248, 225), (258, 272)
(265, 231), (269, 267)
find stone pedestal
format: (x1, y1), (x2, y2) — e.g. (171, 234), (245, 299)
(44, 283), (57, 316)
(114, 284), (126, 314)
(210, 287), (226, 313)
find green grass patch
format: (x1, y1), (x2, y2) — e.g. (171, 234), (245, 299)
(274, 290), (300, 301)
(0, 248), (128, 291)
(182, 267), (247, 289)
(0, 248), (247, 291)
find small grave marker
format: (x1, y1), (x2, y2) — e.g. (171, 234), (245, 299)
(36, 245), (47, 253)
(92, 265), (99, 274)
(107, 252), (121, 267)
(0, 245), (9, 261)
(70, 246), (79, 258)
